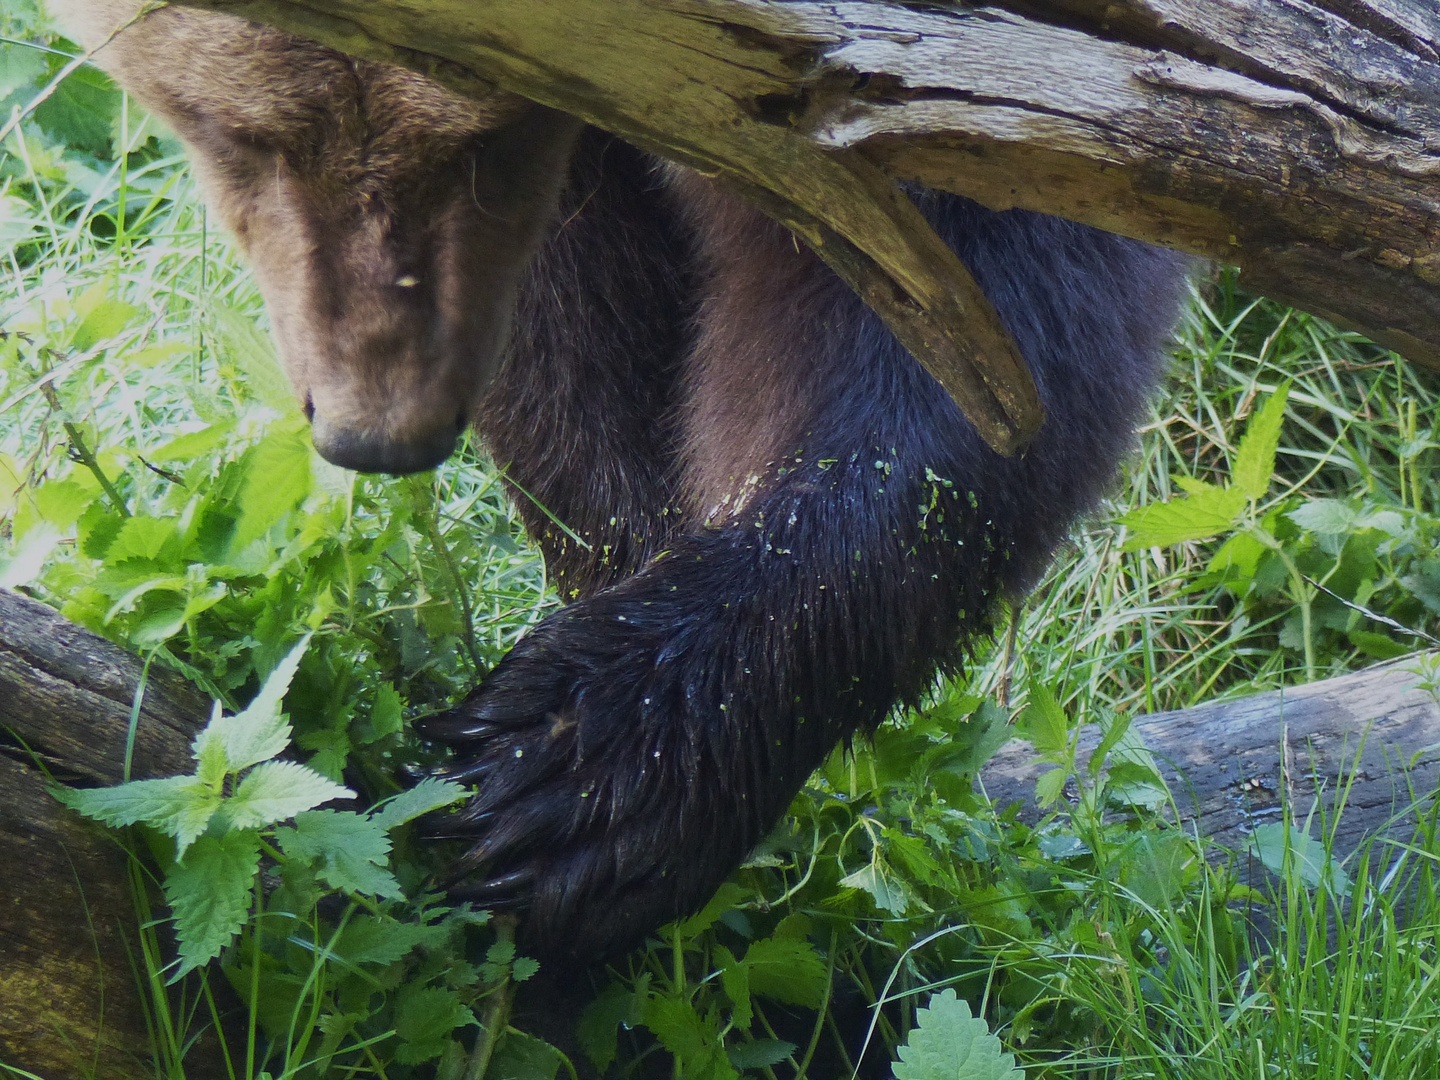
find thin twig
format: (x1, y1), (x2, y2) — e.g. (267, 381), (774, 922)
(1302, 573), (1440, 647)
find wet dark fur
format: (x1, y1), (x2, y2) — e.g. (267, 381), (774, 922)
(419, 130), (1191, 960)
(57, 1), (1190, 964)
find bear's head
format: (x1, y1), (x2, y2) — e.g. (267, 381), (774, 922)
(50, 0), (581, 473)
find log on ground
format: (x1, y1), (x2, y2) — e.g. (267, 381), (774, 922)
(0, 587), (218, 1080)
(981, 654), (1440, 866)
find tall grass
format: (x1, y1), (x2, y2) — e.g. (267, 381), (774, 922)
(4, 15), (1440, 1078)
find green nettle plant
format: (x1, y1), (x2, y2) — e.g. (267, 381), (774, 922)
(8, 8), (1440, 1076)
(893, 990), (1024, 1080)
(52, 640), (546, 1076)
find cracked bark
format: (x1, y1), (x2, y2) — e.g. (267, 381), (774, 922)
(166, 0), (1440, 371)
(981, 655), (1440, 868)
(0, 589), (225, 1080)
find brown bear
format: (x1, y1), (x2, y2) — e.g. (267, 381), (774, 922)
(51, 1), (1191, 960)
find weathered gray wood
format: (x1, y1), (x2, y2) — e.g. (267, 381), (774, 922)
(168, 0), (1440, 374)
(982, 656), (1440, 864)
(0, 587), (217, 1080)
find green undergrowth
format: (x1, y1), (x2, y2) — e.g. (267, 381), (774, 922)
(4, 12), (1440, 1079)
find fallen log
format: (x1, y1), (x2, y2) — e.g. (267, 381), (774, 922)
(0, 587), (217, 1080)
(981, 655), (1440, 864)
(169, 0), (1440, 372)
(2, 581), (1435, 1074)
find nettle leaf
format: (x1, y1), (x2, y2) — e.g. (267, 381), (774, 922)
(1120, 484), (1248, 550)
(1034, 768), (1068, 808)
(729, 1039), (797, 1072)
(193, 637), (310, 773)
(1020, 678), (1069, 754)
(841, 861), (911, 915)
(225, 760), (353, 830)
(208, 300), (295, 413)
(56, 774), (208, 829)
(274, 809), (401, 897)
(33, 60), (121, 158)
(674, 880), (746, 939)
(578, 983), (644, 1073)
(365, 681), (404, 742)
(164, 830), (262, 981)
(334, 914), (447, 967)
(643, 995), (738, 1080)
(1287, 499), (1359, 535)
(892, 989), (1023, 1080)
(715, 944), (753, 1030)
(743, 937), (828, 1008)
(230, 419), (313, 554)
(369, 777), (468, 832)
(57, 775), (222, 859)
(487, 1030), (563, 1080)
(104, 515), (177, 563)
(1231, 383), (1292, 501)
(392, 985), (475, 1065)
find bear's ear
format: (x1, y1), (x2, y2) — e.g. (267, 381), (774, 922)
(54, 0), (583, 475)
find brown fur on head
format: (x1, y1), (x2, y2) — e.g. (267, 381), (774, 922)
(50, 0), (581, 473)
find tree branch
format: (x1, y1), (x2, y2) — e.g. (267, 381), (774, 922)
(166, 0), (1440, 375)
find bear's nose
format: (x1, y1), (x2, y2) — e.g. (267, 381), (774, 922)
(310, 414), (461, 475)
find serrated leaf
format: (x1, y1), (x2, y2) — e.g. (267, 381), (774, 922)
(274, 809), (400, 897)
(729, 1039), (797, 1071)
(55, 775), (205, 829)
(147, 420), (237, 464)
(487, 1031), (563, 1080)
(56, 776), (220, 858)
(1287, 499), (1358, 535)
(103, 516), (176, 563)
(744, 937), (827, 1008)
(840, 861), (911, 914)
(164, 830), (261, 981)
(1020, 679), (1068, 754)
(715, 944), (753, 1030)
(1119, 484), (1248, 550)
(1232, 383), (1291, 500)
(33, 60), (120, 158)
(207, 300), (295, 412)
(393, 985), (475, 1064)
(192, 636), (310, 773)
(892, 989), (1023, 1080)
(367, 681), (403, 742)
(230, 419), (312, 553)
(225, 760), (353, 829)
(334, 914), (445, 966)
(369, 777), (468, 832)
(1034, 768), (1068, 807)
(643, 996), (738, 1080)
(674, 880), (746, 939)
(578, 983), (640, 1073)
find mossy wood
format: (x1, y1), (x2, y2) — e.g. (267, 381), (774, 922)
(0, 588), (224, 1080)
(982, 656), (1440, 866)
(170, 0), (1440, 377)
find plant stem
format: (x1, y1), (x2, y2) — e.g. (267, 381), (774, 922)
(40, 383), (130, 517)
(465, 917), (518, 1080)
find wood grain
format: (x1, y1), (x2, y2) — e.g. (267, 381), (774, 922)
(0, 588), (218, 1080)
(168, 0), (1440, 372)
(982, 656), (1440, 865)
